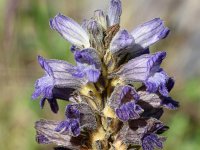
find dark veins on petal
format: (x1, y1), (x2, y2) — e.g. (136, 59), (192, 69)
(32, 56), (87, 113)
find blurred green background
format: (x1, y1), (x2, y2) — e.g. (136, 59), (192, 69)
(0, 0), (200, 149)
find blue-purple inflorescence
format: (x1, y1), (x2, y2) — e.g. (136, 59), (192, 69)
(33, 0), (179, 149)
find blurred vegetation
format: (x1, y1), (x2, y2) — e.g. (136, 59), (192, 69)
(0, 0), (200, 150)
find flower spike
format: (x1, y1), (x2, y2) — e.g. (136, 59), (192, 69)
(33, 0), (178, 149)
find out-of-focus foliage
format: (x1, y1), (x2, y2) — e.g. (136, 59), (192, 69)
(0, 0), (199, 150)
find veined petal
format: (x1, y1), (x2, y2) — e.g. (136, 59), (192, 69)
(66, 103), (97, 131)
(87, 19), (104, 51)
(108, 85), (139, 110)
(55, 103), (97, 137)
(74, 48), (101, 68)
(110, 30), (134, 55)
(50, 13), (90, 48)
(116, 101), (143, 121)
(32, 75), (54, 99)
(142, 134), (165, 150)
(87, 20), (104, 39)
(145, 70), (169, 96)
(131, 18), (170, 48)
(108, 85), (142, 121)
(110, 52), (166, 82)
(38, 56), (87, 88)
(75, 48), (101, 82)
(138, 91), (179, 110)
(35, 119), (83, 149)
(94, 10), (107, 29)
(110, 52), (169, 96)
(66, 104), (80, 119)
(85, 69), (101, 83)
(108, 0), (122, 26)
(32, 56), (87, 113)
(55, 119), (80, 137)
(115, 118), (168, 147)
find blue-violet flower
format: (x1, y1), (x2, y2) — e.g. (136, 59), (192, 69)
(33, 0), (179, 149)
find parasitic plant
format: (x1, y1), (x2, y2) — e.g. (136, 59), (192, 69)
(32, 0), (179, 149)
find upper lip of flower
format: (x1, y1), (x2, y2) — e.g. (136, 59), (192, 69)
(50, 13), (90, 48)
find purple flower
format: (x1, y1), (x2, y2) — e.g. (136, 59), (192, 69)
(108, 85), (143, 121)
(116, 118), (168, 149)
(50, 13), (90, 48)
(33, 0), (179, 149)
(55, 103), (97, 137)
(108, 18), (169, 65)
(110, 51), (171, 96)
(32, 56), (88, 113)
(35, 119), (84, 149)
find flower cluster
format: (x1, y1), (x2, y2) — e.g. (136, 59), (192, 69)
(32, 0), (179, 150)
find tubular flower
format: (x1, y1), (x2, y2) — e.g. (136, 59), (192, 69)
(32, 0), (179, 149)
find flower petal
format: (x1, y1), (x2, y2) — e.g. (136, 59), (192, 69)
(32, 56), (87, 113)
(110, 52), (169, 96)
(108, 85), (142, 121)
(142, 134), (165, 150)
(75, 48), (101, 82)
(138, 88), (179, 111)
(55, 119), (80, 137)
(108, 85), (139, 110)
(110, 30), (134, 56)
(145, 70), (169, 97)
(115, 118), (167, 147)
(85, 69), (101, 83)
(86, 19), (104, 51)
(38, 56), (87, 89)
(161, 97), (179, 110)
(138, 91), (162, 108)
(70, 119), (81, 136)
(66, 104), (80, 119)
(32, 75), (54, 99)
(94, 10), (107, 29)
(110, 52), (166, 82)
(55, 120), (70, 132)
(50, 13), (90, 48)
(36, 87), (76, 113)
(116, 101), (143, 121)
(35, 119), (83, 149)
(55, 103), (97, 137)
(108, 0), (122, 26)
(74, 48), (101, 69)
(47, 98), (59, 113)
(166, 77), (175, 92)
(131, 18), (170, 48)
(66, 103), (97, 131)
